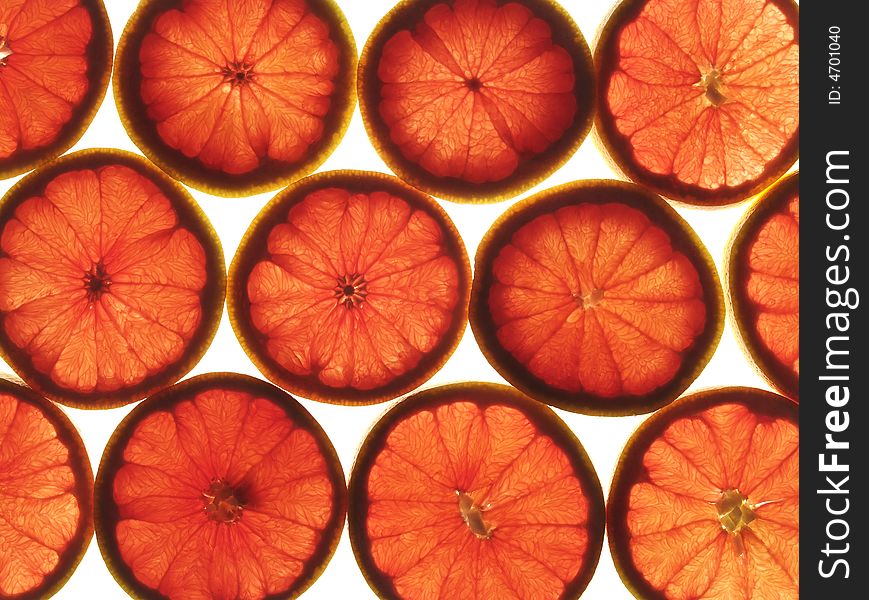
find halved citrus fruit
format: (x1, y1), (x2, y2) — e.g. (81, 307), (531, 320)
(0, 376), (93, 599)
(0, 149), (225, 408)
(595, 0), (799, 206)
(359, 0), (595, 202)
(94, 372), (346, 600)
(114, 0), (357, 197)
(228, 170), (471, 405)
(348, 382), (605, 599)
(608, 387), (798, 599)
(728, 171), (798, 400)
(0, 0), (112, 180)
(470, 180), (723, 415)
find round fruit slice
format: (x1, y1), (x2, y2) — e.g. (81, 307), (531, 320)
(0, 377), (93, 600)
(0, 149), (225, 408)
(728, 171), (798, 400)
(470, 180), (723, 415)
(0, 0), (112, 180)
(608, 387), (798, 599)
(359, 0), (595, 202)
(94, 373), (346, 600)
(114, 0), (357, 197)
(229, 170), (471, 405)
(349, 382), (605, 600)
(595, 0), (799, 206)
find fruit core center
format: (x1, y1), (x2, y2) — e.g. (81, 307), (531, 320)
(223, 61), (254, 86)
(457, 491), (494, 540)
(334, 273), (368, 309)
(202, 479), (244, 523)
(465, 77), (483, 92)
(701, 69), (727, 107)
(573, 288), (603, 309)
(0, 24), (11, 65)
(83, 262), (111, 302)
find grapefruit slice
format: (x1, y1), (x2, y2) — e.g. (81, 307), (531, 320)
(470, 180), (723, 415)
(608, 387), (798, 599)
(595, 0), (799, 205)
(114, 0), (357, 196)
(359, 0), (595, 202)
(94, 373), (346, 600)
(348, 382), (605, 599)
(0, 0), (112, 180)
(728, 171), (798, 400)
(228, 170), (471, 405)
(0, 377), (93, 599)
(0, 149), (225, 408)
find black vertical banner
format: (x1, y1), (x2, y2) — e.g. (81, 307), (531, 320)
(801, 1), (865, 596)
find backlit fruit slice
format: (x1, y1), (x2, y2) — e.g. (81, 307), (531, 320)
(359, 0), (595, 202)
(94, 373), (346, 600)
(0, 0), (112, 180)
(0, 377), (93, 600)
(608, 387), (798, 599)
(595, 0), (799, 206)
(728, 171), (798, 400)
(0, 149), (225, 408)
(229, 170), (471, 405)
(349, 382), (605, 600)
(114, 0), (356, 197)
(470, 180), (724, 415)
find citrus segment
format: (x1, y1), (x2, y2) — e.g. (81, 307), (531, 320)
(728, 171), (798, 399)
(595, 0), (799, 205)
(115, 0), (356, 196)
(0, 0), (111, 179)
(0, 378), (92, 599)
(359, 0), (595, 202)
(349, 382), (604, 599)
(94, 373), (346, 600)
(608, 387), (798, 599)
(0, 150), (225, 408)
(470, 180), (723, 415)
(229, 170), (470, 405)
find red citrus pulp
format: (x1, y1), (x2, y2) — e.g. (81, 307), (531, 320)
(0, 150), (225, 408)
(349, 382), (605, 599)
(229, 170), (470, 404)
(470, 180), (723, 415)
(94, 373), (346, 600)
(0, 378), (93, 599)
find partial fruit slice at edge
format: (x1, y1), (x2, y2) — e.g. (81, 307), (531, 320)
(595, 0), (799, 205)
(229, 170), (471, 405)
(114, 0), (357, 196)
(94, 372), (346, 600)
(349, 382), (605, 600)
(359, 0), (595, 202)
(0, 149), (225, 408)
(0, 377), (93, 600)
(470, 180), (724, 415)
(728, 171), (798, 400)
(608, 387), (798, 599)
(0, 0), (112, 180)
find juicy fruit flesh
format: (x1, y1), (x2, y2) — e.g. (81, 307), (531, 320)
(365, 400), (593, 599)
(0, 165), (208, 396)
(0, 1), (92, 160)
(745, 195), (799, 377)
(624, 402), (798, 598)
(138, 0), (341, 175)
(112, 387), (336, 600)
(488, 202), (706, 398)
(605, 0), (798, 191)
(377, 0), (578, 184)
(0, 393), (83, 596)
(246, 186), (462, 392)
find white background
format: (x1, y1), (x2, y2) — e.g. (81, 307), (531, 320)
(0, 1), (792, 598)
